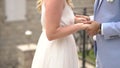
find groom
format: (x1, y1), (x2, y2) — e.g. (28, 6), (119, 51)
(85, 0), (120, 68)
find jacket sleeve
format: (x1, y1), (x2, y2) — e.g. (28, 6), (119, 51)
(101, 22), (120, 40)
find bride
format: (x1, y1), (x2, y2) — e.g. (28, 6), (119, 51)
(31, 0), (90, 68)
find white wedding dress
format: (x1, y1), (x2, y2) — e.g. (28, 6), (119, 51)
(31, 1), (79, 68)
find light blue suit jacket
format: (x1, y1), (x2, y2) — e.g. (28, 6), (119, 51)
(94, 0), (120, 68)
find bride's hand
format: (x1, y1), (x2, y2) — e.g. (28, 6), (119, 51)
(76, 23), (90, 30)
(75, 15), (90, 24)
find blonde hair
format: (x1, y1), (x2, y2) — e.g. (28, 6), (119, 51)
(37, 0), (73, 12)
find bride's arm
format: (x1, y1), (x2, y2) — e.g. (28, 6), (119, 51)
(45, 0), (88, 41)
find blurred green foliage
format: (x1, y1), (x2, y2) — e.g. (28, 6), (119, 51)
(78, 49), (96, 65)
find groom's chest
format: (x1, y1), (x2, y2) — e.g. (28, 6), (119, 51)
(95, 0), (120, 22)
(95, 0), (120, 14)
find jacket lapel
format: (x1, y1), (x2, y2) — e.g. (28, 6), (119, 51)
(95, 0), (103, 14)
(94, 0), (99, 12)
(97, 0), (103, 10)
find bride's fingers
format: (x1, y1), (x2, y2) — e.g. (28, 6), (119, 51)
(77, 21), (91, 24)
(75, 15), (83, 17)
(75, 18), (88, 23)
(83, 21), (92, 24)
(75, 15), (90, 21)
(80, 24), (90, 30)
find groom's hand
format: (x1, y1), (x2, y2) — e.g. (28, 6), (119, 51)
(85, 21), (101, 36)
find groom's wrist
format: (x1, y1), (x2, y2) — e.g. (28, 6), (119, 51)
(98, 23), (101, 34)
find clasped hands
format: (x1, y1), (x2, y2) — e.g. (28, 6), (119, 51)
(75, 15), (101, 36)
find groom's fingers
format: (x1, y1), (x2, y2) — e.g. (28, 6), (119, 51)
(85, 25), (98, 36)
(87, 31), (95, 37)
(85, 21), (101, 36)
